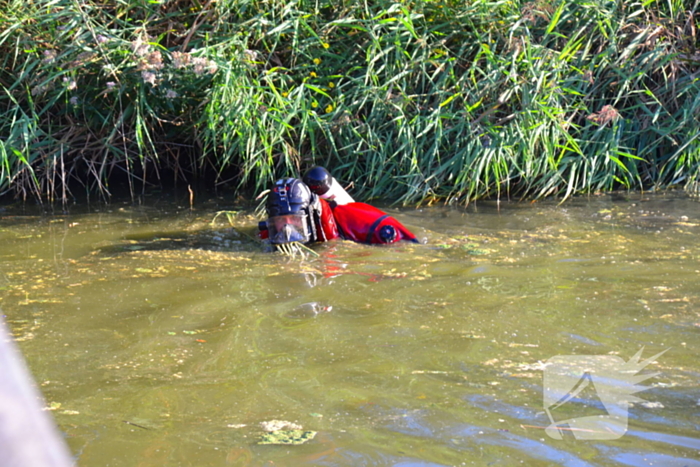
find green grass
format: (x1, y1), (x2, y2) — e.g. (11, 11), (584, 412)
(0, 0), (698, 204)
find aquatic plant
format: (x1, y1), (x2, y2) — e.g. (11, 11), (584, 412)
(0, 0), (698, 203)
(274, 241), (319, 259)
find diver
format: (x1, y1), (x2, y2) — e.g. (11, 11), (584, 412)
(258, 167), (418, 248)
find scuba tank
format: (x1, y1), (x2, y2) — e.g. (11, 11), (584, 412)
(303, 166), (354, 206)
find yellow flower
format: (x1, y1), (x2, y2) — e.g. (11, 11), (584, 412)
(325, 104), (333, 113)
(313, 58), (321, 65)
(328, 82), (335, 88)
(310, 71), (317, 78)
(322, 42), (330, 49)
(282, 92), (288, 97)
(311, 101), (318, 108)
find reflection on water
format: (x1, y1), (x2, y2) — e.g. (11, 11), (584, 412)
(1, 192), (699, 466)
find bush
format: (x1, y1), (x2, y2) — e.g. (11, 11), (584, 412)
(0, 0), (698, 203)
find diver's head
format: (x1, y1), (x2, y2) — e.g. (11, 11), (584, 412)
(302, 166), (332, 196)
(302, 166), (355, 206)
(263, 178), (316, 246)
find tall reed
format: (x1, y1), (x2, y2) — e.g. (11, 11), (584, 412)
(0, 0), (698, 203)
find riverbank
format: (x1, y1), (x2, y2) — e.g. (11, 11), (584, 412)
(1, 0), (698, 204)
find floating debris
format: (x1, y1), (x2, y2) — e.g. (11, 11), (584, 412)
(639, 401), (664, 409)
(258, 420), (316, 445)
(260, 420), (301, 432)
(44, 402), (62, 411)
(258, 429), (316, 445)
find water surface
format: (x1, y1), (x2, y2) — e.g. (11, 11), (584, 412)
(1, 192), (699, 466)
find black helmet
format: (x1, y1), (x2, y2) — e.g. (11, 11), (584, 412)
(266, 178), (312, 217)
(303, 166), (332, 196)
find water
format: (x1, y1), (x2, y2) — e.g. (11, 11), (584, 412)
(1, 192), (699, 466)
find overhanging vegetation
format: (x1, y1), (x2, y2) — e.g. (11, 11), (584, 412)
(0, 0), (698, 203)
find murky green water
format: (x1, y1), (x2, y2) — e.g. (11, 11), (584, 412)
(1, 192), (699, 466)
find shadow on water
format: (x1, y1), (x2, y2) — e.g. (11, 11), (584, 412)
(0, 192), (699, 466)
(94, 224), (261, 255)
